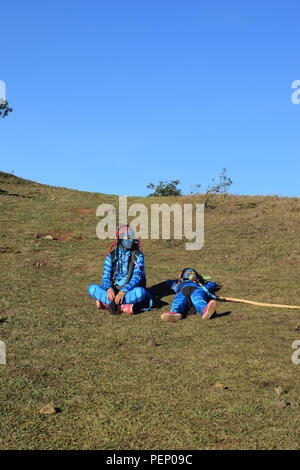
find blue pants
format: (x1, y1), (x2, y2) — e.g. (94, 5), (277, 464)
(171, 287), (210, 316)
(88, 284), (148, 305)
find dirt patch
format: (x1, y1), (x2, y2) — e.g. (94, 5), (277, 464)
(279, 253), (300, 266)
(0, 247), (14, 253)
(0, 246), (21, 253)
(31, 256), (49, 268)
(55, 231), (74, 242)
(213, 438), (232, 450)
(34, 231), (79, 242)
(76, 264), (89, 271)
(14, 369), (40, 382)
(73, 208), (95, 215)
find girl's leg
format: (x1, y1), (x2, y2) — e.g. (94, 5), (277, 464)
(171, 291), (190, 314)
(191, 288), (216, 320)
(88, 285), (149, 314)
(190, 288), (207, 314)
(88, 284), (109, 304)
(161, 291), (190, 322)
(123, 287), (147, 305)
(118, 287), (149, 315)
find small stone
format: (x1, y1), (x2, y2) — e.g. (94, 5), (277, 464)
(43, 235), (55, 240)
(295, 324), (300, 332)
(213, 383), (228, 390)
(274, 386), (288, 396)
(39, 404), (57, 415)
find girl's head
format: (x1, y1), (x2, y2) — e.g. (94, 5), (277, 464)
(105, 224), (142, 256)
(117, 225), (136, 250)
(179, 267), (205, 284)
(116, 224), (144, 251)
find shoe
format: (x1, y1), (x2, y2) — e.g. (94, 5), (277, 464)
(160, 312), (182, 322)
(108, 301), (121, 315)
(96, 300), (108, 310)
(120, 304), (134, 315)
(202, 300), (217, 320)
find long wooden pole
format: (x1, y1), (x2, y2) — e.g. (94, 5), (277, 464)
(219, 297), (300, 310)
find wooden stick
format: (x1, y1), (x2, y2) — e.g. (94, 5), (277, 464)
(219, 297), (300, 310)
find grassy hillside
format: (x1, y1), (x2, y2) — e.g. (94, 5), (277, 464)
(0, 171), (300, 450)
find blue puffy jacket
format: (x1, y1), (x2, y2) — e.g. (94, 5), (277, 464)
(167, 279), (220, 300)
(102, 247), (145, 293)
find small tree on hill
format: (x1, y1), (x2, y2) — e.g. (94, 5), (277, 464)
(0, 100), (13, 118)
(203, 168), (233, 207)
(147, 180), (182, 197)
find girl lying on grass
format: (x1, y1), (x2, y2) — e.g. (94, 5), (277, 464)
(161, 268), (222, 322)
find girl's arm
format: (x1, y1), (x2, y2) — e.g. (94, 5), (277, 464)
(205, 281), (222, 293)
(102, 254), (113, 289)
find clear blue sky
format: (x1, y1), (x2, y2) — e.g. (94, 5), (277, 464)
(1, 0), (300, 197)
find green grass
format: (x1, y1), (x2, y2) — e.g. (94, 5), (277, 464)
(0, 171), (300, 449)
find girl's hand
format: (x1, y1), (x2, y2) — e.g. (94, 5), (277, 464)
(115, 291), (126, 305)
(107, 288), (116, 302)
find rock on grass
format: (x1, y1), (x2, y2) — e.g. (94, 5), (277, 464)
(39, 404), (57, 415)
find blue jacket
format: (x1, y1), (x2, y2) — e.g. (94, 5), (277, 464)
(102, 247), (145, 293)
(167, 279), (219, 299)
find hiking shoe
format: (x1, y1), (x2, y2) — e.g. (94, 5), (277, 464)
(96, 300), (108, 310)
(120, 304), (134, 315)
(160, 312), (182, 322)
(202, 300), (217, 320)
(108, 301), (121, 315)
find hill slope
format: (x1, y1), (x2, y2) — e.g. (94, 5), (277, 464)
(0, 171), (300, 450)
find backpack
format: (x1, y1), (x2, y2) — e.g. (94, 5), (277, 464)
(110, 245), (146, 291)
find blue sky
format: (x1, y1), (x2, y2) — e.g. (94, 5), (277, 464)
(1, 0), (299, 197)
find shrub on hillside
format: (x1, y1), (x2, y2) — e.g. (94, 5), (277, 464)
(0, 100), (13, 118)
(147, 179), (182, 197)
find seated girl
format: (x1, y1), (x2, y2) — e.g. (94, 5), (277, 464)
(88, 225), (150, 315)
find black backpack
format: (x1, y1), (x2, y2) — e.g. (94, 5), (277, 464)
(110, 244), (146, 290)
